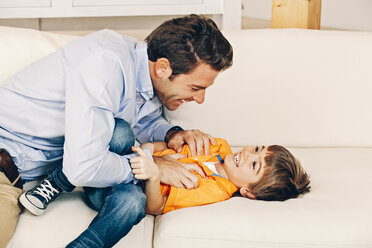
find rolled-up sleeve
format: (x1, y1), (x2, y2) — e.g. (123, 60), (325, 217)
(63, 51), (136, 187)
(135, 109), (174, 144)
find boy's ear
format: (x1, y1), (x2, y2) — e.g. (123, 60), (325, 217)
(240, 188), (256, 200)
(155, 58), (172, 79)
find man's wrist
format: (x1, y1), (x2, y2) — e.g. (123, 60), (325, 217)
(164, 126), (184, 143)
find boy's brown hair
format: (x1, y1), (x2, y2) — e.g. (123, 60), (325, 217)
(249, 145), (311, 201)
(145, 14), (233, 80)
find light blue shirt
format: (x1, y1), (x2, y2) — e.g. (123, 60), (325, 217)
(0, 29), (174, 187)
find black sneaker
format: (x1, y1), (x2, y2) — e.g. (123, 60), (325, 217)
(19, 177), (61, 215)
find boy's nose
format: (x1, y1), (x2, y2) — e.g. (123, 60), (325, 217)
(245, 152), (258, 162)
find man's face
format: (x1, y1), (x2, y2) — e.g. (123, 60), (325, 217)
(153, 63), (219, 111)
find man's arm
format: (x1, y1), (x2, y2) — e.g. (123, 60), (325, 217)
(134, 108), (174, 144)
(63, 51), (136, 187)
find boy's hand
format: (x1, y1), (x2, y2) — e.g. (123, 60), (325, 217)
(130, 146), (159, 182)
(140, 143), (155, 154)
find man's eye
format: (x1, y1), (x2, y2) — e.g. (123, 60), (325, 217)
(191, 88), (199, 91)
(253, 161), (256, 169)
(255, 146), (259, 152)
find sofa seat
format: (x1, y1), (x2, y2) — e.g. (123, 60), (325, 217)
(7, 148), (372, 248)
(7, 181), (154, 248)
(153, 147), (372, 248)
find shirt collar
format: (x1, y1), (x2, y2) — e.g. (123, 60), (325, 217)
(135, 41), (154, 99)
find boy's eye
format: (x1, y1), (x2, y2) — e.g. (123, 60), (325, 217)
(253, 161), (256, 169)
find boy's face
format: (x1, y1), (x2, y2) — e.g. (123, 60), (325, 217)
(152, 62), (219, 111)
(223, 146), (269, 189)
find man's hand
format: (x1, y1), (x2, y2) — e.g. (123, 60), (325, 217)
(153, 153), (206, 189)
(167, 129), (216, 157)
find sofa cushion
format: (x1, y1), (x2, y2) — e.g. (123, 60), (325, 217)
(153, 147), (372, 248)
(0, 26), (77, 83)
(0, 26), (149, 83)
(7, 183), (154, 248)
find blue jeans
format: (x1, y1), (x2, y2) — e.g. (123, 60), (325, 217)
(67, 184), (146, 248)
(51, 118), (145, 248)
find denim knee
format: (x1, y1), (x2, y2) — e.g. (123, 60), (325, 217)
(69, 184), (146, 248)
(83, 187), (112, 211)
(84, 183), (146, 221)
(109, 118), (135, 155)
(113, 184), (146, 222)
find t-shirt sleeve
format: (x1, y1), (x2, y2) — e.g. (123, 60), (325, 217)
(163, 177), (232, 213)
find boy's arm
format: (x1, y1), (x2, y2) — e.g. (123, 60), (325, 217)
(153, 142), (168, 152)
(130, 146), (165, 215)
(140, 142), (167, 153)
(144, 180), (168, 215)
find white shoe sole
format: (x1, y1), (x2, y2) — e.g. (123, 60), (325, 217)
(19, 192), (46, 216)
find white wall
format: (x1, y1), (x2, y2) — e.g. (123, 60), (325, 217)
(242, 0), (372, 31)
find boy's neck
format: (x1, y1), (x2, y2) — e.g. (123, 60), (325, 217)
(214, 162), (229, 180)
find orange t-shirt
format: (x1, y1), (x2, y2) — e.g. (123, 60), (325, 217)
(154, 138), (238, 213)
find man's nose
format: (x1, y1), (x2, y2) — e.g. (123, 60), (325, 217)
(193, 90), (205, 104)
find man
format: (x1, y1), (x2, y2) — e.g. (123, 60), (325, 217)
(0, 14), (232, 247)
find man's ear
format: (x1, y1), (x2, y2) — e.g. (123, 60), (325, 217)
(240, 188), (256, 200)
(155, 58), (172, 79)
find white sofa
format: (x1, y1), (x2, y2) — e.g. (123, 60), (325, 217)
(1, 26), (372, 248)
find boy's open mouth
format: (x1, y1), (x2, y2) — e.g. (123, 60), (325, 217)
(234, 153), (240, 167)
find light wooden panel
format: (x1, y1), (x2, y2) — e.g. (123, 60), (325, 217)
(271, 0), (321, 29)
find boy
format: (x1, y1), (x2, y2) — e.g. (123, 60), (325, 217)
(131, 138), (311, 214)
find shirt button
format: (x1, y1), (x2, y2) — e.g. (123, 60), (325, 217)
(46, 153), (50, 157)
(147, 91), (152, 95)
(22, 154), (26, 158)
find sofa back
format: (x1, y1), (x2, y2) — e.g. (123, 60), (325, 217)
(1, 26), (371, 148)
(165, 29), (372, 147)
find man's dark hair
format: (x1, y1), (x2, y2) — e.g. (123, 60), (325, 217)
(145, 14), (233, 79)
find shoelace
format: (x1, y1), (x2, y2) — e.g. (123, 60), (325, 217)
(34, 179), (59, 203)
